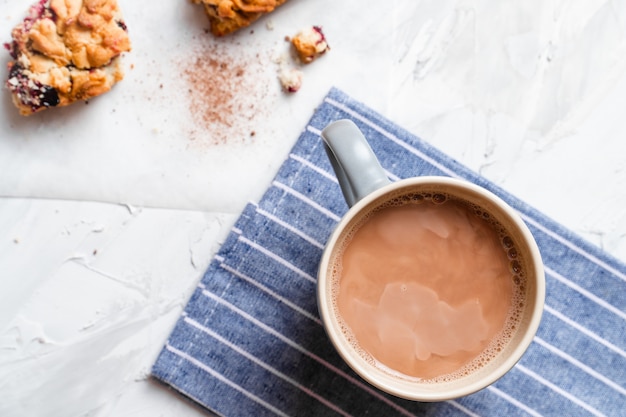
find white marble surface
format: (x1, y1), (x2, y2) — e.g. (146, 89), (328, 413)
(1, 0), (625, 416)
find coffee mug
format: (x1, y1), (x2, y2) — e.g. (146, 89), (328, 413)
(317, 119), (545, 402)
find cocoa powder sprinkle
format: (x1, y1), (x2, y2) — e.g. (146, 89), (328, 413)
(183, 41), (270, 145)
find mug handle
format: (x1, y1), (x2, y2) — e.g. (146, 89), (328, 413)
(321, 119), (391, 207)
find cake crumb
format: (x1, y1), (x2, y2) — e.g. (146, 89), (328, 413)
(278, 67), (303, 93)
(274, 26), (330, 93)
(291, 26), (330, 64)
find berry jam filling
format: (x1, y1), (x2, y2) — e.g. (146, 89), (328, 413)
(22, 0), (50, 33)
(312, 26), (326, 44)
(3, 42), (18, 59)
(116, 20), (128, 31)
(6, 63), (60, 112)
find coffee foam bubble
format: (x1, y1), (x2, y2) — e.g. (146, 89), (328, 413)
(329, 191), (529, 383)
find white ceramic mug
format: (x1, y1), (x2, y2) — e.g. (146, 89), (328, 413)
(317, 119), (545, 401)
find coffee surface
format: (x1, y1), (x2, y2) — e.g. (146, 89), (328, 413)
(335, 197), (522, 380)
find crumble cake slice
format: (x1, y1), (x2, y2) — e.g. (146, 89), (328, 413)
(4, 0), (131, 116)
(192, 0), (288, 36)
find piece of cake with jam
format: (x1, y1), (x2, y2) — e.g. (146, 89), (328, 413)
(4, 0), (131, 116)
(291, 26), (329, 64)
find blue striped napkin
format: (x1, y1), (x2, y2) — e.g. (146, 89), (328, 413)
(151, 87), (626, 417)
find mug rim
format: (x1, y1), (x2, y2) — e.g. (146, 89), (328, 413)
(317, 176), (546, 401)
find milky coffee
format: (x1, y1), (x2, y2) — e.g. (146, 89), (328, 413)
(331, 192), (527, 382)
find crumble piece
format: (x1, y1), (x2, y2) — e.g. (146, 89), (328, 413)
(192, 0), (288, 36)
(4, 0), (131, 116)
(278, 67), (302, 93)
(291, 26), (329, 64)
